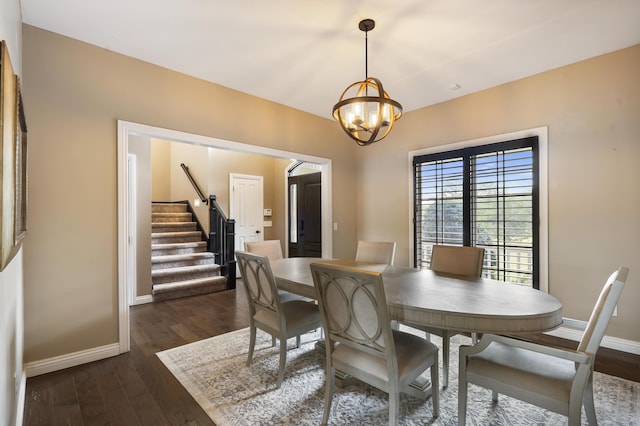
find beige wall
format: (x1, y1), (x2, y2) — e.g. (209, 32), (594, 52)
(168, 142), (210, 229)
(356, 45), (640, 341)
(150, 138), (171, 201)
(22, 25), (357, 362)
(0, 0), (25, 422)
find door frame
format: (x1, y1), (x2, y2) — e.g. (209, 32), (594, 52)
(117, 120), (333, 353)
(287, 171), (322, 257)
(126, 154), (137, 306)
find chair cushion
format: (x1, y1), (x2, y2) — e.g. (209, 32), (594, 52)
(278, 289), (312, 303)
(467, 341), (576, 403)
(254, 300), (320, 332)
(333, 329), (438, 385)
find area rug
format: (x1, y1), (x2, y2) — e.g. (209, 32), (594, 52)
(157, 328), (639, 425)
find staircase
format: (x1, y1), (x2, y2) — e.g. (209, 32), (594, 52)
(151, 202), (227, 302)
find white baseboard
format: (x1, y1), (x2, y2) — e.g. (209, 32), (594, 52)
(545, 318), (640, 355)
(25, 343), (121, 378)
(133, 294), (153, 305)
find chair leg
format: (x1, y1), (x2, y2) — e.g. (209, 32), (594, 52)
(583, 374), (597, 425)
(389, 384), (399, 426)
(276, 336), (287, 389)
(458, 355), (467, 425)
(296, 334), (301, 348)
(430, 354), (440, 418)
(247, 326), (256, 366)
(442, 332), (450, 388)
(491, 390), (498, 402)
(322, 367), (335, 425)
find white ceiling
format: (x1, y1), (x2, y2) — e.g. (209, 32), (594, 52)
(21, 0), (640, 119)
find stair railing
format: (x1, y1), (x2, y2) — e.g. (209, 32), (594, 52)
(209, 195), (236, 288)
(180, 163), (208, 205)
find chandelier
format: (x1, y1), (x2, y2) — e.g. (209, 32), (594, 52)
(332, 19), (403, 146)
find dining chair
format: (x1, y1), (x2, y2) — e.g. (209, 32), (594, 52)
(458, 266), (629, 426)
(311, 262), (439, 425)
(429, 244), (485, 277)
(245, 239), (307, 303)
(403, 244), (485, 387)
(245, 240), (284, 260)
(355, 240), (397, 265)
(235, 250), (322, 388)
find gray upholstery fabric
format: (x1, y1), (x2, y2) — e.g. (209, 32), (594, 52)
(355, 241), (397, 265)
(332, 329), (438, 384)
(466, 341), (576, 403)
(254, 300), (321, 331)
(245, 240), (284, 260)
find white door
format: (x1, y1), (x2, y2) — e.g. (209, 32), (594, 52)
(230, 174), (264, 252)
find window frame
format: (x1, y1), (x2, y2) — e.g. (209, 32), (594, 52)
(407, 127), (549, 292)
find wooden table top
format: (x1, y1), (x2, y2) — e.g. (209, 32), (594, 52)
(270, 257), (563, 335)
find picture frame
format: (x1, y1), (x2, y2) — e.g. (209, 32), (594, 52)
(0, 40), (28, 270)
(15, 76), (27, 245)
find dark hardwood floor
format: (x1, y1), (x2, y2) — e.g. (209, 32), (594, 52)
(23, 281), (640, 425)
(23, 284), (250, 426)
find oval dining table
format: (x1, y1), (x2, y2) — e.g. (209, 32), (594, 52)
(268, 257), (563, 399)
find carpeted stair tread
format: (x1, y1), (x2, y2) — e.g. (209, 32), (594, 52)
(152, 276), (228, 301)
(152, 265), (221, 285)
(152, 222), (198, 232)
(152, 231), (203, 244)
(152, 252), (215, 263)
(152, 231), (202, 237)
(152, 241), (208, 256)
(152, 263), (221, 280)
(152, 241), (207, 250)
(152, 212), (193, 222)
(152, 252), (216, 270)
(151, 203), (188, 213)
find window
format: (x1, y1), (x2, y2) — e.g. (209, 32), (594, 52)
(413, 136), (540, 288)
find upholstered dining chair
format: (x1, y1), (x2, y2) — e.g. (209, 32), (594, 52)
(355, 240), (397, 265)
(310, 262), (439, 425)
(245, 240), (284, 260)
(403, 244), (485, 387)
(458, 267), (629, 426)
(429, 244), (485, 277)
(245, 239), (307, 303)
(235, 250), (322, 388)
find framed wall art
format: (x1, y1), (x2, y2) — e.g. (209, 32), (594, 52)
(0, 40), (28, 270)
